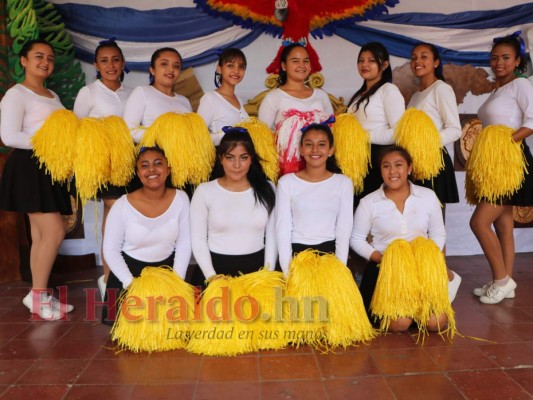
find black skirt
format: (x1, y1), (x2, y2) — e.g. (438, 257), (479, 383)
(0, 149), (72, 215)
(354, 144), (390, 210)
(292, 240), (336, 255)
(503, 141), (533, 207)
(101, 251), (175, 325)
(414, 147), (459, 204)
(189, 249), (265, 288)
(358, 261), (380, 320)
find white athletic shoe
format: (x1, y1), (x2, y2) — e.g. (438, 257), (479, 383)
(97, 275), (107, 300)
(23, 291), (66, 321)
(448, 270), (462, 303)
(473, 282), (515, 298)
(479, 278), (517, 304)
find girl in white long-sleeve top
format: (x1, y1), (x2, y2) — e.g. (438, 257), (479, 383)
(276, 123), (353, 275)
(347, 42), (405, 205)
(73, 40), (132, 298)
(0, 39), (74, 320)
(197, 48), (249, 146)
(123, 47), (192, 144)
(190, 128), (276, 286)
(408, 42), (461, 205)
(102, 147), (191, 324)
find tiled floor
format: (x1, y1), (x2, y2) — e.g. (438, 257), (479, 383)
(0, 253), (532, 400)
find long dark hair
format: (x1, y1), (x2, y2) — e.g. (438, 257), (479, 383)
(212, 129), (275, 214)
(277, 43), (308, 86)
(149, 47), (182, 85)
(348, 42), (392, 113)
(20, 39), (54, 58)
(300, 124), (342, 173)
(94, 40), (125, 82)
(491, 34), (527, 74)
(215, 48), (247, 88)
(412, 42), (445, 82)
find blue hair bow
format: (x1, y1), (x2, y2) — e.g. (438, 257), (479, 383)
(282, 38), (307, 47)
(300, 115), (335, 133)
(221, 126), (249, 135)
(493, 31), (526, 59)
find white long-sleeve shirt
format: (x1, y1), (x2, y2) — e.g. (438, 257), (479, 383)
(350, 182), (446, 261)
(258, 88), (334, 130)
(197, 91), (249, 146)
(477, 77), (533, 130)
(275, 173), (354, 274)
(348, 82), (405, 145)
(103, 190), (191, 288)
(408, 80), (461, 146)
(73, 80), (132, 118)
(0, 84), (64, 150)
(122, 85), (192, 143)
(190, 180), (277, 279)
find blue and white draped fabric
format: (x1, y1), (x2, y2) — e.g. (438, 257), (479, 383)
(50, 0), (533, 70)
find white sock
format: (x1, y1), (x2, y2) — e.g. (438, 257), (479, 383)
(494, 276), (510, 287)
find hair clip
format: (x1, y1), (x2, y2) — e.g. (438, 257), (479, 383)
(300, 115), (335, 133)
(221, 126), (249, 135)
(99, 37), (117, 45)
(281, 38), (307, 47)
(214, 48), (224, 57)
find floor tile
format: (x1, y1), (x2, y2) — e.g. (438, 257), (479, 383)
(423, 345), (498, 371)
(324, 376), (395, 399)
(199, 356), (259, 382)
(386, 374), (464, 400)
(0, 339), (56, 359)
(63, 385), (133, 399)
(365, 331), (417, 350)
(0, 359), (35, 384)
(138, 357), (201, 383)
(505, 368), (533, 396)
(76, 358), (146, 384)
(261, 380), (328, 400)
(260, 354), (320, 380)
(14, 321), (72, 340)
(316, 351), (381, 378)
(449, 369), (532, 400)
(477, 343), (533, 368)
(17, 359), (90, 385)
(195, 381), (260, 400)
(42, 338), (105, 359)
(370, 348), (441, 375)
(0, 384), (69, 400)
(0, 323), (29, 340)
(130, 383), (195, 399)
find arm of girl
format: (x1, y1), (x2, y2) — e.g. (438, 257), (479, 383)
(275, 178), (293, 275)
(197, 94), (224, 146)
(0, 89), (33, 149)
(172, 191), (192, 279)
(264, 204), (278, 271)
(435, 84), (462, 146)
(350, 198), (378, 261)
(102, 198), (135, 288)
(334, 177), (354, 264)
(512, 79), (533, 141)
(427, 192), (446, 250)
(373, 84), (405, 145)
(73, 86), (92, 118)
(258, 91), (278, 130)
(123, 87), (147, 143)
(189, 185), (217, 280)
(318, 89), (334, 117)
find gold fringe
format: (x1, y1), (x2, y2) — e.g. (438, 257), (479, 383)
(286, 250), (375, 350)
(139, 112), (215, 188)
(393, 108), (444, 181)
(465, 125), (527, 204)
(410, 237), (457, 342)
(236, 118), (280, 183)
(110, 267), (195, 353)
(186, 276), (254, 356)
(371, 239), (420, 331)
(31, 109), (79, 182)
(73, 118), (111, 204)
(332, 113), (371, 194)
(102, 116), (135, 186)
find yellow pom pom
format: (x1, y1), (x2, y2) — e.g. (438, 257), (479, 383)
(394, 108), (444, 181)
(102, 116), (135, 186)
(371, 239), (421, 331)
(465, 125), (527, 204)
(139, 112), (215, 188)
(410, 237), (456, 341)
(236, 118), (280, 183)
(286, 250), (375, 350)
(31, 109), (79, 182)
(332, 113), (371, 194)
(111, 267), (195, 353)
(73, 118), (111, 203)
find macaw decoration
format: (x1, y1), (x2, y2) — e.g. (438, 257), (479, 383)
(194, 0), (398, 74)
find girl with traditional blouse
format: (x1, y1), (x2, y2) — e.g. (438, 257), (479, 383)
(470, 33), (533, 304)
(0, 39), (73, 320)
(123, 47), (192, 143)
(275, 123), (353, 274)
(351, 146), (448, 332)
(102, 147), (191, 324)
(190, 128), (276, 285)
(197, 48), (249, 146)
(73, 40), (132, 299)
(258, 43), (334, 176)
(348, 42), (405, 205)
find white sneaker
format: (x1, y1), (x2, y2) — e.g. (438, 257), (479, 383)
(22, 291), (65, 321)
(448, 270), (462, 303)
(97, 275), (107, 300)
(50, 296), (75, 313)
(479, 278), (517, 304)
(473, 282), (515, 298)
